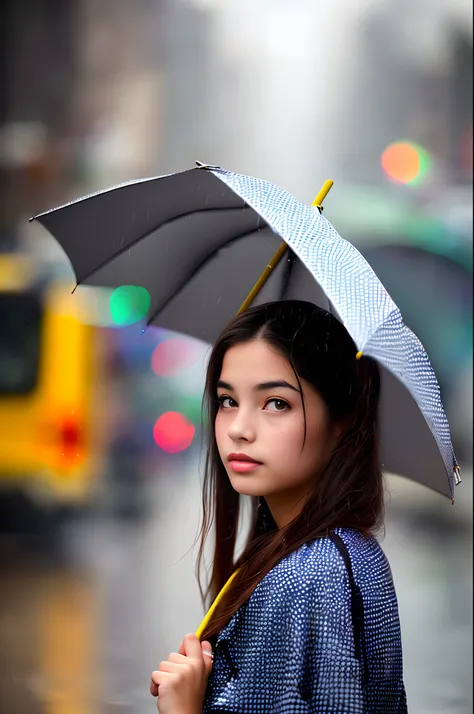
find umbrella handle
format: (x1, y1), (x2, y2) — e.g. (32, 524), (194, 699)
(237, 180), (334, 314)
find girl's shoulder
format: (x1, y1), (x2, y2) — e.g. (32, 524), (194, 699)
(262, 528), (393, 601)
(216, 528), (398, 649)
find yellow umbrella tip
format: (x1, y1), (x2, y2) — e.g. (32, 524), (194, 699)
(311, 179), (334, 208)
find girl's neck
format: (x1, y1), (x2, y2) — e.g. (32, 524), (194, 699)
(265, 489), (309, 529)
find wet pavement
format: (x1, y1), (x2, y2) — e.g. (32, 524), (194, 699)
(0, 464), (472, 714)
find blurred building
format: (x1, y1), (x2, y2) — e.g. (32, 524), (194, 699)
(339, 0), (473, 185)
(159, 0), (214, 172)
(1, 0), (78, 246)
(71, 0), (163, 190)
(1, 0), (164, 255)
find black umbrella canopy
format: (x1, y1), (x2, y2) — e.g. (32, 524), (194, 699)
(33, 167), (332, 342)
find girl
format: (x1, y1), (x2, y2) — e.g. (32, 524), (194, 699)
(150, 300), (407, 713)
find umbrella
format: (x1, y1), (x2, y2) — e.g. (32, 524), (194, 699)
(31, 163), (461, 504)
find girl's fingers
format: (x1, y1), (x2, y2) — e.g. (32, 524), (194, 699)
(156, 660), (186, 675)
(151, 670), (161, 686)
(150, 636), (207, 699)
(182, 633), (204, 661)
(150, 661), (180, 697)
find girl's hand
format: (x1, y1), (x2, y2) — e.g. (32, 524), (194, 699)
(149, 633), (213, 714)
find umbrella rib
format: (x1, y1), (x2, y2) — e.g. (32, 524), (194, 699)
(72, 204), (259, 292)
(145, 225), (274, 328)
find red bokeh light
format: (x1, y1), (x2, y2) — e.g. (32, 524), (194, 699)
(153, 412), (195, 453)
(151, 337), (198, 377)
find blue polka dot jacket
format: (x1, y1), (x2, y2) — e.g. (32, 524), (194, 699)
(203, 528), (407, 713)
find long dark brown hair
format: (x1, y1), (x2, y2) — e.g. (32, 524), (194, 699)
(195, 300), (383, 642)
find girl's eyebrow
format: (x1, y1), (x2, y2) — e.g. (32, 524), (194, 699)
(217, 379), (300, 393)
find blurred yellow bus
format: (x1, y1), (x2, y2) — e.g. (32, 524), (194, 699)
(0, 253), (108, 521)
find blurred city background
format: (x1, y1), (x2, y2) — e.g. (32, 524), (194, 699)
(0, 1), (472, 712)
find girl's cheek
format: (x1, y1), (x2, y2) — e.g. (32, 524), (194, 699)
(214, 415), (222, 437)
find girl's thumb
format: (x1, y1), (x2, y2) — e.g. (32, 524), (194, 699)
(201, 640), (213, 671)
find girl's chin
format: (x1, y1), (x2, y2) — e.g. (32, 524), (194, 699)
(228, 475), (265, 495)
(229, 478), (260, 491)
(228, 475), (276, 498)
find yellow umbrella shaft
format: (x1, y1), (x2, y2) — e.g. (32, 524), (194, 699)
(195, 569), (240, 640)
(237, 242), (288, 314)
(237, 180), (333, 314)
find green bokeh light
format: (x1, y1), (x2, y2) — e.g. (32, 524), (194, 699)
(407, 143), (431, 186)
(109, 286), (151, 326)
(177, 393), (204, 425)
(381, 140), (432, 186)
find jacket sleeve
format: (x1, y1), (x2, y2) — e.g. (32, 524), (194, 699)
(271, 556), (366, 714)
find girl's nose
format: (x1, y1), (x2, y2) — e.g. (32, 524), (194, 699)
(228, 410), (256, 443)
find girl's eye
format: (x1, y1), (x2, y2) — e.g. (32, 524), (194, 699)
(218, 396), (237, 409)
(265, 398), (290, 412)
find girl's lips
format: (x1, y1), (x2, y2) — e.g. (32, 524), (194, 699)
(229, 460), (262, 474)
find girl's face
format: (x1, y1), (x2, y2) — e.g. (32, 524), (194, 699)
(214, 339), (341, 528)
